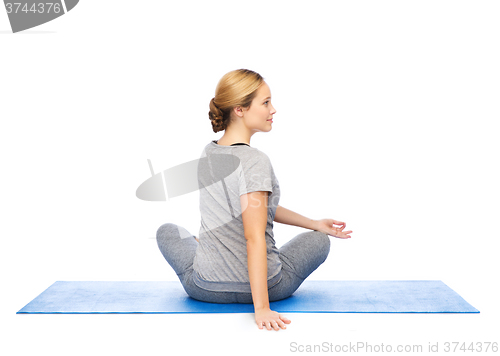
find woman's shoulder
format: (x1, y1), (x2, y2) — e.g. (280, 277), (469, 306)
(239, 145), (270, 159)
(202, 141), (273, 165)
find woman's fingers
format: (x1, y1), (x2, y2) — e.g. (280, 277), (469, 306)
(335, 230), (351, 238)
(333, 220), (346, 229)
(269, 319), (286, 330)
(256, 311), (291, 330)
(276, 319), (286, 330)
(258, 318), (289, 330)
(331, 226), (353, 238)
(280, 315), (292, 324)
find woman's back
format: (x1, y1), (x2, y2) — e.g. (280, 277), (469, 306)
(192, 140), (282, 293)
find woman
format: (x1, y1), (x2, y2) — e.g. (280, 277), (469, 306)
(156, 69), (352, 331)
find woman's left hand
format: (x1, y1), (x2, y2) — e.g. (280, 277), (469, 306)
(314, 219), (352, 239)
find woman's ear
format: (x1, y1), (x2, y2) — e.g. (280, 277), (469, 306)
(233, 106), (244, 118)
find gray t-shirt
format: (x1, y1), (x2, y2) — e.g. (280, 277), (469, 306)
(192, 140), (282, 293)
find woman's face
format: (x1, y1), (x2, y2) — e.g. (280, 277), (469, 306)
(240, 82), (276, 132)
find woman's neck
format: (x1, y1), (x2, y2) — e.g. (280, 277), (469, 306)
(217, 132), (252, 146)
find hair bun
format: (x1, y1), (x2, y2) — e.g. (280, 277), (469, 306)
(209, 98), (221, 118)
(209, 97), (226, 133)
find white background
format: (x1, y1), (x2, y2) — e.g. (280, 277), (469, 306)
(1, 1), (499, 354)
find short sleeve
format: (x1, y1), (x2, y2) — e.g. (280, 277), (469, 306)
(238, 151), (273, 196)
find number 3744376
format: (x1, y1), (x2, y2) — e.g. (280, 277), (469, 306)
(443, 342), (498, 353)
(5, 2), (63, 14)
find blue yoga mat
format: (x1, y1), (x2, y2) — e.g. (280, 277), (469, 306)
(17, 280), (479, 314)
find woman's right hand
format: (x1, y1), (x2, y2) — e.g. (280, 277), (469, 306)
(255, 307), (291, 330)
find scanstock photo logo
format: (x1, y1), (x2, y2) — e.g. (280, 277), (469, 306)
(136, 156), (242, 239)
(136, 155), (277, 238)
(3, 0), (79, 33)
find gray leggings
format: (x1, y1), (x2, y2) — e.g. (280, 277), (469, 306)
(156, 223), (330, 304)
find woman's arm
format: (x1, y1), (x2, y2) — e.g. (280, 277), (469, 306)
(275, 205), (353, 239)
(241, 191), (269, 310)
(241, 191), (291, 330)
(274, 205), (319, 230)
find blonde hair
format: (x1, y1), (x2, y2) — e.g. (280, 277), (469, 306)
(209, 69), (264, 133)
